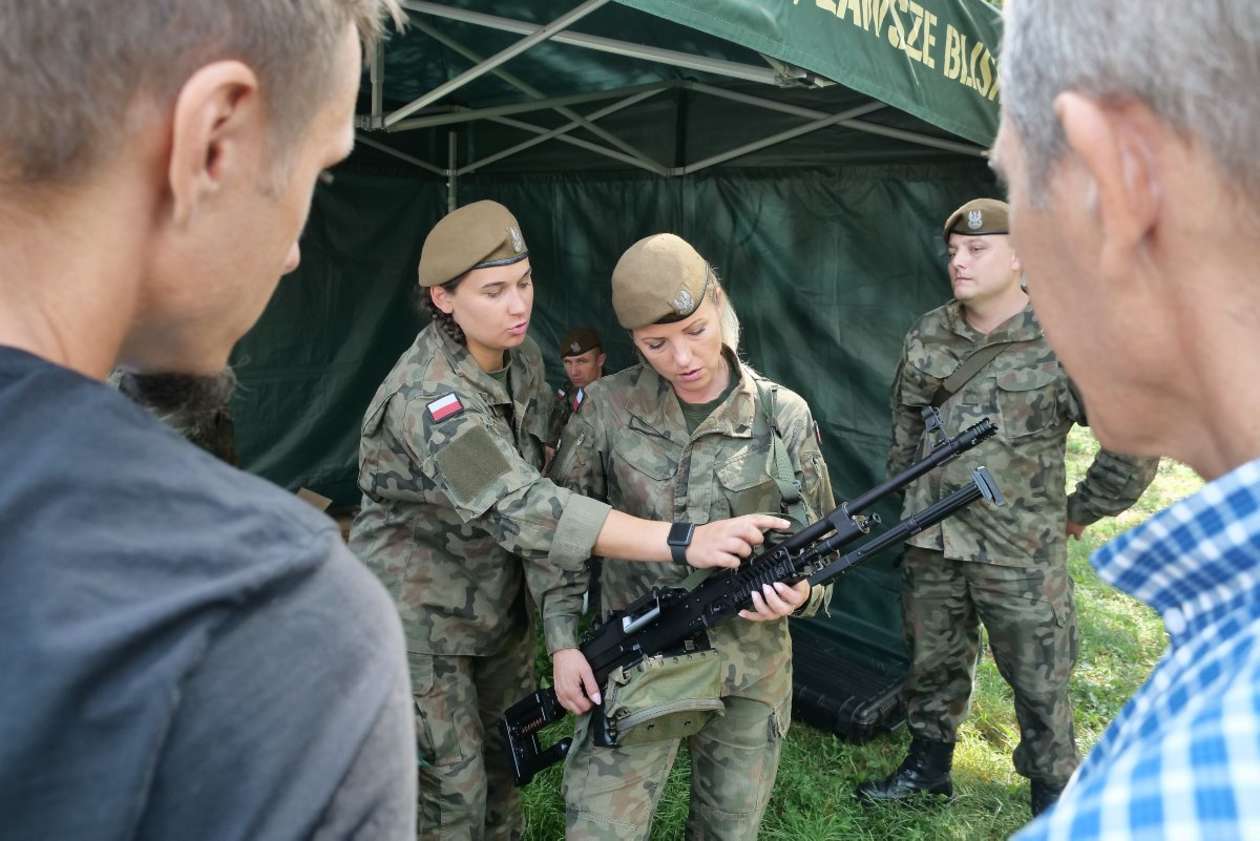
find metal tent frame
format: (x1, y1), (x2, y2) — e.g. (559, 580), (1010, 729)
(355, 1), (986, 206)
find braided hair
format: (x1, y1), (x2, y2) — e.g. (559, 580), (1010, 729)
(417, 276), (467, 345)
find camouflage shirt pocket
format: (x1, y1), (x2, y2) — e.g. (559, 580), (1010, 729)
(608, 434), (677, 519)
(715, 452), (782, 518)
(995, 367), (1060, 440)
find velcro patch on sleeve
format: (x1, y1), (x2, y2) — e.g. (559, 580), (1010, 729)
(427, 392), (465, 423)
(436, 424), (512, 504)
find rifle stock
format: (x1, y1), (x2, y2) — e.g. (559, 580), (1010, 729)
(501, 418), (1001, 787)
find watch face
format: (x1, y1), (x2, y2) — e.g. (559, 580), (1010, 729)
(668, 522), (694, 546)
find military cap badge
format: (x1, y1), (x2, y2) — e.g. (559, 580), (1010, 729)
(967, 209), (983, 230)
(570, 341), (582, 354)
(509, 225), (525, 254)
(671, 288), (694, 315)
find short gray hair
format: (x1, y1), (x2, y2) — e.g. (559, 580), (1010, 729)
(1001, 0), (1260, 204)
(0, 0), (404, 187)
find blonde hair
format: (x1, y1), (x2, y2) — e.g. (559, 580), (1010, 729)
(709, 272), (742, 353)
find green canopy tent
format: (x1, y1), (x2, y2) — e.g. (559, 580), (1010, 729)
(230, 0), (1002, 736)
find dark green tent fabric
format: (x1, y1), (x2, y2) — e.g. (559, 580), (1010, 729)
(616, 0), (1002, 146)
(229, 0), (1003, 669)
(232, 159), (994, 661)
(353, 0), (995, 173)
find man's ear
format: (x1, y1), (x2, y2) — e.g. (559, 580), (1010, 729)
(167, 61), (262, 227)
(1054, 92), (1160, 276)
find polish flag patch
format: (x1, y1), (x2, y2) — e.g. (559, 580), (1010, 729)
(427, 393), (464, 423)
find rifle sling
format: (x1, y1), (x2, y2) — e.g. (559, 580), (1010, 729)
(929, 340), (1036, 408)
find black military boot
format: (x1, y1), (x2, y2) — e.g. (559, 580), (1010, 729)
(854, 738), (955, 804)
(1030, 780), (1066, 816)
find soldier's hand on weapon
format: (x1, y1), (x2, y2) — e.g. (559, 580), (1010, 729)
(553, 648), (602, 714)
(1066, 520), (1087, 541)
(738, 580), (810, 622)
(687, 515), (791, 569)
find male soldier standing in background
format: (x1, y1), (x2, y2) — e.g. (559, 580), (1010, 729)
(546, 326), (606, 454)
(855, 199), (1158, 816)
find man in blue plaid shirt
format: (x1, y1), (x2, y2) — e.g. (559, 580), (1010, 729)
(992, 1), (1260, 838)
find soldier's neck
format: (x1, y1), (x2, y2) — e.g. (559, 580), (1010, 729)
(467, 338), (507, 373)
(963, 288), (1029, 336)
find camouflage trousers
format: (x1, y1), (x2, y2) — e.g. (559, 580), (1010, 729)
(901, 547), (1080, 785)
(562, 695), (786, 840)
(412, 632), (534, 841)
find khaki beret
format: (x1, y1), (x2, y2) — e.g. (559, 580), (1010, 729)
(560, 327), (602, 357)
(418, 200), (528, 287)
(943, 198), (1009, 240)
(611, 234), (711, 329)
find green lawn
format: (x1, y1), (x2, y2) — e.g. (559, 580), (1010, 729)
(522, 428), (1202, 839)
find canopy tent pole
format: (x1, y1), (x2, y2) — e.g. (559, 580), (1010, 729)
(459, 87), (669, 176)
(684, 82), (987, 158)
(385, 0), (611, 128)
(676, 101), (887, 175)
(488, 112), (669, 176)
(412, 19), (658, 168)
(387, 82), (665, 132)
(447, 131), (458, 212)
(402, 0), (778, 85)
(353, 133), (447, 176)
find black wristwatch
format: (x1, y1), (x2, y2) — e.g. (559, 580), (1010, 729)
(667, 522), (695, 564)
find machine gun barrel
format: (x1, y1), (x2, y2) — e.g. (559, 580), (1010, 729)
(781, 418), (995, 553)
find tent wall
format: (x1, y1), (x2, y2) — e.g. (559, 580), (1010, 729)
(230, 157), (995, 664)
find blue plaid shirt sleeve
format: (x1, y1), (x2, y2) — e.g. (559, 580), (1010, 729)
(1014, 459), (1260, 841)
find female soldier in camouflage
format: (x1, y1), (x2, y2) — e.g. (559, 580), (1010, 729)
(349, 204), (786, 841)
(548, 234), (836, 840)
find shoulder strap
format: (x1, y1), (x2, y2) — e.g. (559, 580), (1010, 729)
(929, 340), (1035, 408)
(753, 379), (805, 510)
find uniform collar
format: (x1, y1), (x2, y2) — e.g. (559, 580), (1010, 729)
(625, 348), (756, 440)
(429, 324), (529, 406)
(944, 299), (1042, 344)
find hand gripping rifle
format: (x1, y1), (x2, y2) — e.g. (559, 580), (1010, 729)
(500, 416), (1002, 786)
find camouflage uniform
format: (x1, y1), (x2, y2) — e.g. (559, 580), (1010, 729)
(349, 324), (612, 841)
(547, 382), (584, 448)
(889, 301), (1158, 786)
(549, 354), (834, 840)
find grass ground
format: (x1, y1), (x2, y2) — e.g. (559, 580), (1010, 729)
(522, 427), (1203, 839)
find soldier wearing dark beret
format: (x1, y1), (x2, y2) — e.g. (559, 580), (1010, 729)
(546, 326), (606, 452)
(349, 205), (789, 839)
(856, 199), (1158, 816)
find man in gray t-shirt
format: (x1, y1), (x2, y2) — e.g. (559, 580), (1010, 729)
(0, 1), (412, 838)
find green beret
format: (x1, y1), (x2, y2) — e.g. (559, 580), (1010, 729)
(943, 198), (1009, 240)
(418, 200), (528, 287)
(611, 234), (710, 329)
(560, 327), (602, 357)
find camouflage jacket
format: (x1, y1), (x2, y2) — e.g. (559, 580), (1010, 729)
(549, 355), (834, 708)
(546, 382), (583, 448)
(889, 301), (1158, 567)
(349, 325), (611, 659)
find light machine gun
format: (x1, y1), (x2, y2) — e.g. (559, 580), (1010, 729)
(501, 417), (1002, 786)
